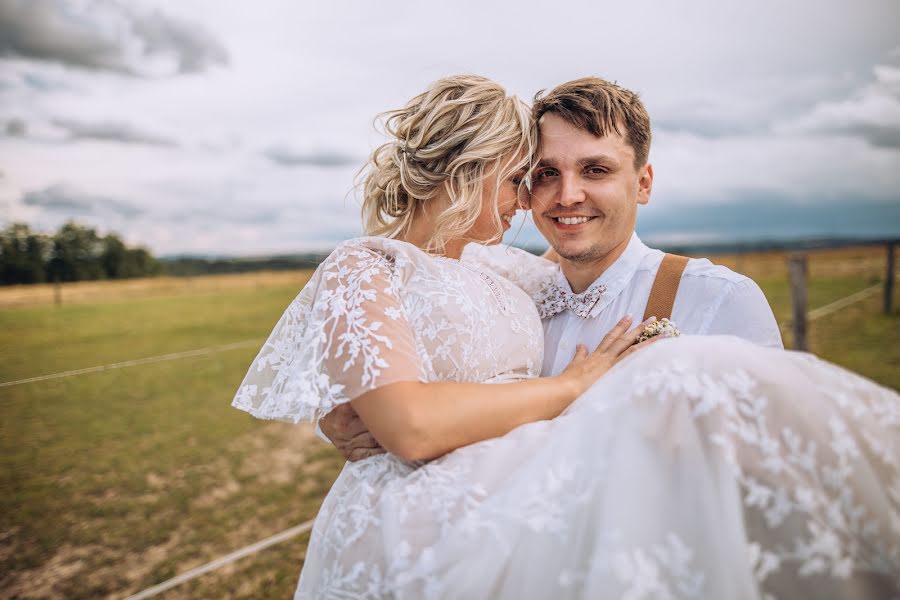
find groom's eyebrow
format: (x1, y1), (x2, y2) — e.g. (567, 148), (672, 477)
(578, 155), (620, 169)
(536, 155), (621, 169)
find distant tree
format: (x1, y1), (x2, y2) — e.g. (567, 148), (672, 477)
(0, 223), (51, 284)
(97, 232), (161, 279)
(47, 221), (106, 282)
(100, 233), (128, 278)
(124, 246), (162, 278)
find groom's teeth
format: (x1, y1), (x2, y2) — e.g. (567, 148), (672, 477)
(557, 216), (591, 225)
(501, 214), (512, 224)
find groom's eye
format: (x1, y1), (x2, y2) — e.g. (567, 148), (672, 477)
(585, 166), (608, 176)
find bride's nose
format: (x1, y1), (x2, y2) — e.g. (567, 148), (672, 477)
(516, 187), (531, 210)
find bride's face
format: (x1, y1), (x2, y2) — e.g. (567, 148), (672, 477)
(467, 153), (526, 245)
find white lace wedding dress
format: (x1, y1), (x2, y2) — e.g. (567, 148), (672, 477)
(232, 237), (900, 599)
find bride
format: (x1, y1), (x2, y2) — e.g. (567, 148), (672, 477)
(232, 75), (900, 599)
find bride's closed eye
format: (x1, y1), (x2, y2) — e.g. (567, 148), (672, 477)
(533, 168), (557, 183)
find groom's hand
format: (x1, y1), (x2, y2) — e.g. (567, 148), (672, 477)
(319, 403), (386, 462)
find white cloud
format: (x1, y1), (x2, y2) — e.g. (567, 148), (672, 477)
(650, 130), (900, 206)
(51, 117), (179, 146)
(23, 183), (143, 217)
(262, 146), (359, 168)
(778, 64), (900, 148)
(1, 0), (899, 254)
(0, 0), (229, 77)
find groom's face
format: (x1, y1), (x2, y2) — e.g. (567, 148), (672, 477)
(529, 113), (652, 263)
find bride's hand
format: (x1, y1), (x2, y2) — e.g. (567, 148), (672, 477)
(558, 315), (663, 398)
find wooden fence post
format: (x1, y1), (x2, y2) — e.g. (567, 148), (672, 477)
(789, 254), (808, 351)
(885, 241), (896, 314)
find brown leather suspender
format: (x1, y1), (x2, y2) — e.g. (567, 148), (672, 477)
(642, 254), (690, 321)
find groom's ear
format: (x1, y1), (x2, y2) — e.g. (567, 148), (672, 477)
(636, 163), (653, 206)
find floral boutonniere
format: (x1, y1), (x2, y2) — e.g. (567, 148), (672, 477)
(636, 318), (681, 344)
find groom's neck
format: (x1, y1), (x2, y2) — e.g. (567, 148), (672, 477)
(558, 236), (630, 294)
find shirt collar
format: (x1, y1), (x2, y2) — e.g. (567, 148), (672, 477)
(554, 232), (654, 318)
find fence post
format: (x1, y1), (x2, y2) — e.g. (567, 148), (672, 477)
(789, 254), (808, 351)
(885, 241), (896, 314)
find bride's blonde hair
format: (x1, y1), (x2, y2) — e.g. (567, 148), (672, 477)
(359, 74), (535, 252)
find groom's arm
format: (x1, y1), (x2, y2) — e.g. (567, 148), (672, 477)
(702, 278), (784, 348)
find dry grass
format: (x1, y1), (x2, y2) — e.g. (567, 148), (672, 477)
(709, 244), (890, 281)
(0, 243), (895, 599)
(1, 421), (339, 600)
(0, 270), (314, 308)
(1, 244), (891, 309)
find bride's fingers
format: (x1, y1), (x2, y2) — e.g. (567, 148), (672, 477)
(596, 315), (634, 353)
(572, 344), (589, 361)
(606, 316), (656, 356)
(615, 334), (665, 362)
(564, 345), (589, 369)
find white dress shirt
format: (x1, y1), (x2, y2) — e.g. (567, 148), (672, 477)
(463, 232), (783, 377)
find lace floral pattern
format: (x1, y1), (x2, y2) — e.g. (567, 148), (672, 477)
(232, 238), (899, 599)
(232, 237), (544, 425)
(616, 339), (900, 597)
(289, 338), (899, 599)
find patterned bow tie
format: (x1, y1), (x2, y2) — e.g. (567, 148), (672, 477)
(536, 281), (607, 319)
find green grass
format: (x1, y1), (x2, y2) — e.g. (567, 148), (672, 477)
(0, 264), (897, 598)
(0, 281), (346, 599)
(753, 273), (899, 389)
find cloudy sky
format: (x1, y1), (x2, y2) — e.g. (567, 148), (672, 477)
(1, 0), (899, 255)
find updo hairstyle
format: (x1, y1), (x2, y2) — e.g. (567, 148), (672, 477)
(359, 74), (534, 252)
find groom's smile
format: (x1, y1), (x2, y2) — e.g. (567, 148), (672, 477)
(547, 214), (602, 230)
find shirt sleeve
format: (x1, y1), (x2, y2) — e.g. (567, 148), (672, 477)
(702, 278), (784, 349)
(231, 240), (424, 424)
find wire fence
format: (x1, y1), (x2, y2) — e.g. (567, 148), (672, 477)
(2, 244), (895, 599)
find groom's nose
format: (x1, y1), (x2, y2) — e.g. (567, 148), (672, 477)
(558, 173), (586, 207)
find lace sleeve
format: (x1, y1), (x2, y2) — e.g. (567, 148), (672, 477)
(231, 240), (424, 424)
(460, 243), (558, 298)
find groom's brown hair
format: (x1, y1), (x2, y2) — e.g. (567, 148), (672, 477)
(532, 77), (652, 168)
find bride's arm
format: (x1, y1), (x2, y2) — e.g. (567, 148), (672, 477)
(351, 316), (652, 461)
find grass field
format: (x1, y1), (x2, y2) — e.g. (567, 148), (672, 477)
(1, 247), (898, 599)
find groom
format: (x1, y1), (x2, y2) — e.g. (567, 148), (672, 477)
(320, 76), (783, 459)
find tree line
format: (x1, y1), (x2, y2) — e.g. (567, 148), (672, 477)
(0, 222), (162, 285)
(0, 221), (329, 285)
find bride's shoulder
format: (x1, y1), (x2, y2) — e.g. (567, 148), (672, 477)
(461, 243), (558, 296)
(315, 237), (429, 291)
(326, 236), (421, 267)
(331, 235), (404, 256)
